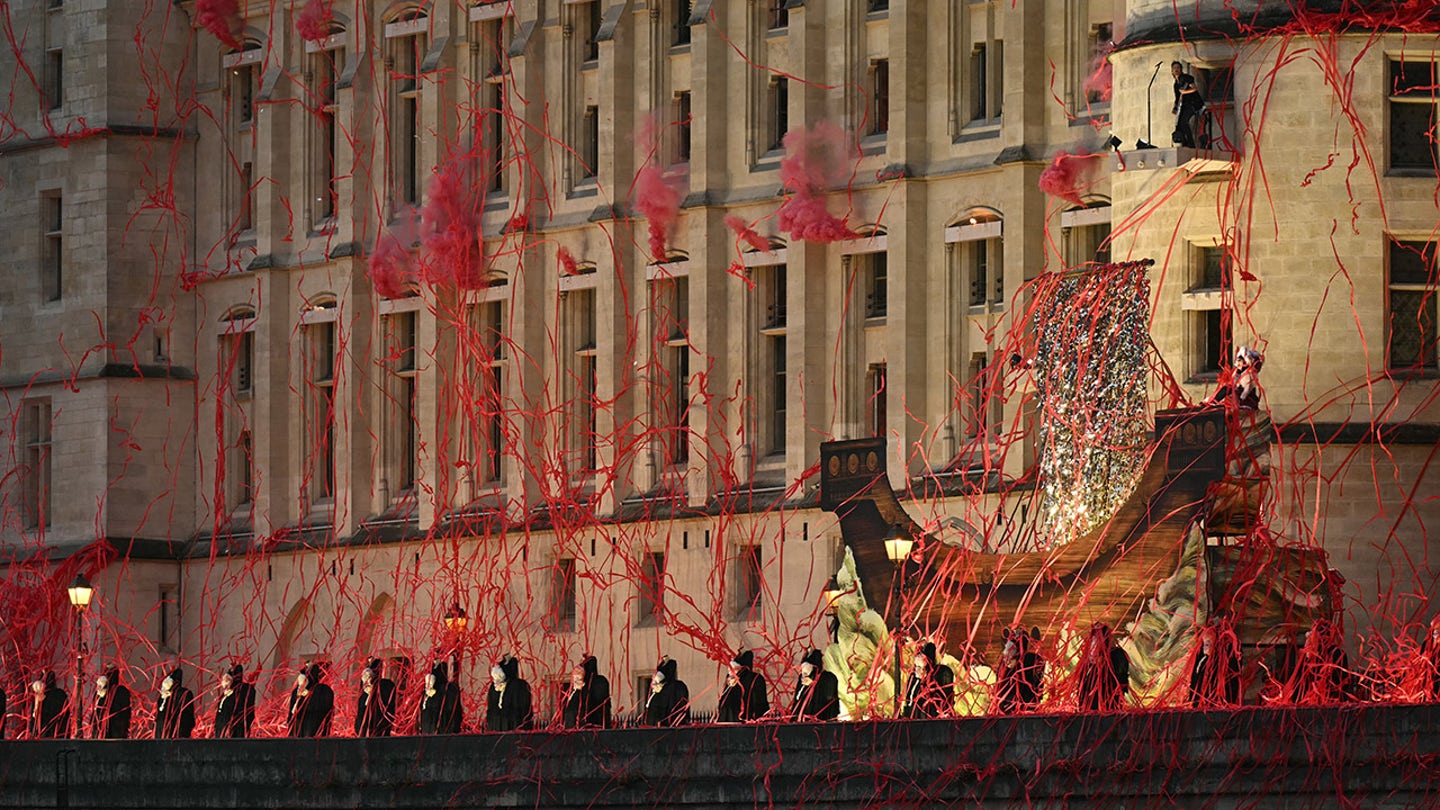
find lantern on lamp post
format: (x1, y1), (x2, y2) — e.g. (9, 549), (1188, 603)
(67, 574), (94, 739)
(883, 524), (913, 717)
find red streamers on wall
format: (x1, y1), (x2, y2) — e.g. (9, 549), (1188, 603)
(776, 122), (858, 244)
(1084, 53), (1113, 103)
(296, 0), (335, 44)
(194, 0), (243, 49)
(724, 214), (771, 252)
(1038, 149), (1101, 207)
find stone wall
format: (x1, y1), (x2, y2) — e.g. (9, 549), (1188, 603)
(3, 706), (1439, 809)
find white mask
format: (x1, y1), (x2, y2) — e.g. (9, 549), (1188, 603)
(295, 673), (307, 691)
(161, 676), (175, 696)
(652, 670), (665, 686)
(361, 669), (374, 686)
(801, 663), (816, 678)
(491, 665), (506, 685)
(425, 673), (437, 692)
(96, 675), (109, 693)
(221, 674), (233, 691)
(913, 658), (928, 675)
(32, 680), (44, 695)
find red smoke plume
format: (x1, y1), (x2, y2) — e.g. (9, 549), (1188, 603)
(1039, 149), (1101, 207)
(421, 156), (486, 289)
(296, 0), (335, 44)
(775, 122), (858, 243)
(369, 232), (414, 299)
(724, 214), (771, 252)
(195, 0), (243, 49)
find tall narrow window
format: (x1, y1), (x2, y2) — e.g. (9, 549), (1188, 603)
(871, 59), (890, 136)
(868, 363), (887, 438)
(476, 17), (509, 194)
(1084, 22), (1113, 106)
(237, 63), (255, 123)
(551, 557), (577, 632)
(1388, 238), (1438, 370)
(240, 162), (255, 233)
(45, 47), (62, 110)
(768, 77), (789, 152)
(756, 265), (787, 458)
(389, 20), (426, 208)
(470, 298), (506, 484)
(581, 105), (600, 180)
(580, 1), (601, 63)
(311, 48), (340, 224)
(386, 311), (419, 496)
(655, 277), (690, 465)
(637, 551), (666, 624)
(1389, 60), (1438, 173)
(1188, 246), (1231, 377)
(673, 0), (692, 46)
(734, 545), (763, 622)
(767, 0), (788, 29)
(864, 252), (888, 319)
(41, 193), (62, 302)
(305, 316), (337, 506)
(21, 400), (52, 531)
(971, 44), (988, 122)
(1062, 204), (1112, 268)
(236, 430), (254, 507)
(674, 91), (692, 164)
(568, 288), (599, 473)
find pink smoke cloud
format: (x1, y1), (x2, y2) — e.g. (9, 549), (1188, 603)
(296, 0), (334, 44)
(634, 165), (685, 262)
(420, 155), (486, 290)
(724, 215), (771, 252)
(775, 122), (858, 244)
(369, 232), (414, 299)
(1039, 150), (1101, 207)
(557, 246), (579, 276)
(195, 0), (243, 49)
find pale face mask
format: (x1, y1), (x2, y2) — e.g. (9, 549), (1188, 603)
(221, 674), (233, 692)
(651, 670), (665, 687)
(801, 662), (816, 678)
(161, 676), (175, 697)
(361, 669), (374, 686)
(32, 679), (44, 696)
(294, 673), (307, 692)
(570, 668), (585, 691)
(425, 673), (437, 693)
(96, 675), (109, 693)
(913, 658), (928, 676)
(491, 665), (506, 685)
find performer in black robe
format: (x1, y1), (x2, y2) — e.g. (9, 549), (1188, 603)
(213, 663), (256, 738)
(486, 655), (533, 732)
(561, 654), (611, 729)
(995, 627), (1046, 713)
(1189, 621), (1242, 707)
(901, 643), (952, 719)
(1076, 623), (1130, 712)
(717, 649), (769, 722)
(287, 662), (334, 737)
(29, 671), (69, 739)
(355, 657), (397, 737)
(791, 648), (840, 721)
(644, 656), (689, 727)
(154, 668), (196, 739)
(417, 659), (463, 734)
(92, 665), (132, 739)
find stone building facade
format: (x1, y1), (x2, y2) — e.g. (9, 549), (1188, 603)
(1, 0), (1436, 720)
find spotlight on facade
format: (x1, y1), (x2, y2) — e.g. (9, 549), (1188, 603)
(1106, 134), (1123, 151)
(1135, 139), (1156, 150)
(823, 576), (844, 614)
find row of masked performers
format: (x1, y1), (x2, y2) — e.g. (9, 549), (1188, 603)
(0, 617), (1407, 739)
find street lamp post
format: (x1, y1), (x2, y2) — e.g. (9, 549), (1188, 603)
(883, 524), (913, 717)
(823, 576), (843, 643)
(66, 574), (94, 739)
